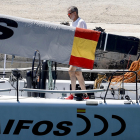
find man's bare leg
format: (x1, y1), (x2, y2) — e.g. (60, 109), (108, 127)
(68, 66), (77, 96)
(75, 71), (87, 96)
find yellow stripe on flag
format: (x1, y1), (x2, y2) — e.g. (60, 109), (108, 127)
(71, 37), (97, 60)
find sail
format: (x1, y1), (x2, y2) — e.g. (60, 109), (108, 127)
(96, 32), (139, 55)
(0, 14), (100, 69)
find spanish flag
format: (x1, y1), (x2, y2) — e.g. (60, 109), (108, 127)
(69, 28), (101, 69)
(77, 108), (86, 113)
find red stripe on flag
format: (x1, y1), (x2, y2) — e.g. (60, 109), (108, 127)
(74, 28), (101, 41)
(69, 55), (94, 69)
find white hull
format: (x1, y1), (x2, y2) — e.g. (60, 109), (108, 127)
(0, 96), (139, 140)
(0, 78), (139, 139)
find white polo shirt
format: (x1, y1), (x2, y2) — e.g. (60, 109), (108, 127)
(71, 17), (87, 29)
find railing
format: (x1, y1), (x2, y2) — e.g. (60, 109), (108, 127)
(0, 89), (11, 92)
(21, 88), (105, 94)
(0, 70), (139, 104)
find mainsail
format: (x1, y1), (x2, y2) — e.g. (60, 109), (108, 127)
(0, 14), (100, 69)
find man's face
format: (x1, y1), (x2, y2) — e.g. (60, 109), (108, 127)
(67, 9), (75, 21)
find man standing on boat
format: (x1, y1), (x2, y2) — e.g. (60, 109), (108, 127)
(66, 6), (88, 100)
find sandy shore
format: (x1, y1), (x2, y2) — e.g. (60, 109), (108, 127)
(0, 0), (140, 37)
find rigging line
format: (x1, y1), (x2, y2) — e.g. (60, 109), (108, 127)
(95, 56), (117, 60)
(95, 51), (108, 56)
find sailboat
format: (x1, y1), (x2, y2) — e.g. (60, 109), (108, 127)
(0, 14), (140, 140)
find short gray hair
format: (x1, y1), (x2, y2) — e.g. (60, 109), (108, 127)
(68, 6), (78, 15)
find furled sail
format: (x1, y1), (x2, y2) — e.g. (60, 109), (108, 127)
(0, 14), (100, 69)
(96, 32), (139, 55)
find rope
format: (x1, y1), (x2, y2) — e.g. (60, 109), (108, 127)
(111, 59), (140, 83)
(94, 73), (107, 89)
